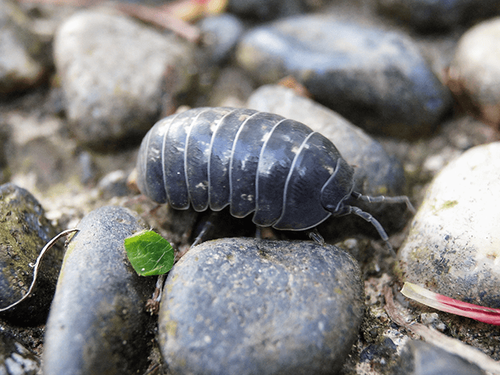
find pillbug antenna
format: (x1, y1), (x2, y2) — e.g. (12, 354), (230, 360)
(338, 203), (395, 255)
(351, 191), (416, 214)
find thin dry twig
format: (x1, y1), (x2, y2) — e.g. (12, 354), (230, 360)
(116, 3), (202, 43)
(0, 228), (79, 312)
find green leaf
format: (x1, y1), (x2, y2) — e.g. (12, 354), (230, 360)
(124, 230), (174, 276)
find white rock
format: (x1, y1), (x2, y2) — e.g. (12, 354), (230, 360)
(448, 17), (500, 127)
(398, 142), (500, 307)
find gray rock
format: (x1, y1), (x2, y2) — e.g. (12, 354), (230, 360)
(391, 340), (485, 375)
(236, 15), (452, 139)
(398, 142), (500, 307)
(228, 0), (305, 20)
(0, 183), (63, 325)
(0, 0), (48, 95)
(0, 332), (40, 375)
(447, 17), (500, 129)
(159, 237), (364, 375)
(207, 66), (256, 107)
(97, 170), (129, 199)
(198, 14), (245, 65)
(247, 85), (411, 240)
(54, 10), (195, 150)
(43, 206), (155, 375)
(359, 337), (397, 365)
(377, 0), (500, 32)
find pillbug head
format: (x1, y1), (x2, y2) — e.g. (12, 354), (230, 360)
(320, 158), (355, 214)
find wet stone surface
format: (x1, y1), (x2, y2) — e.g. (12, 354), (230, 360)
(398, 142), (500, 307)
(54, 9), (195, 150)
(0, 183), (63, 325)
(43, 206), (155, 375)
(236, 15), (452, 139)
(159, 238), (364, 375)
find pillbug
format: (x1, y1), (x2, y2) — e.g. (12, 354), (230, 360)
(136, 107), (413, 243)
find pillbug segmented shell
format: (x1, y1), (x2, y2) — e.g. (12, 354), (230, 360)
(137, 107), (413, 241)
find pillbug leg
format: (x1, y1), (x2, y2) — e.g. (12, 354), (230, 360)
(351, 191), (416, 214)
(191, 211), (219, 248)
(308, 228), (325, 246)
(255, 226), (262, 239)
(191, 220), (214, 248)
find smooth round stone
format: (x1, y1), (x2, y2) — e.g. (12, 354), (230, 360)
(236, 15), (452, 139)
(0, 183), (63, 325)
(159, 238), (364, 375)
(54, 10), (195, 150)
(198, 14), (244, 65)
(97, 170), (129, 199)
(398, 142), (500, 307)
(447, 17), (500, 129)
(43, 206), (155, 375)
(247, 85), (411, 239)
(377, 0), (500, 32)
(0, 0), (47, 95)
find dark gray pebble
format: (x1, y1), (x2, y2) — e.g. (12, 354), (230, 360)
(377, 0), (500, 32)
(43, 206), (155, 375)
(360, 337), (397, 364)
(0, 331), (40, 374)
(236, 15), (452, 138)
(97, 170), (130, 199)
(390, 340), (486, 375)
(159, 238), (364, 375)
(198, 14), (245, 65)
(0, 183), (63, 325)
(228, 0), (305, 20)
